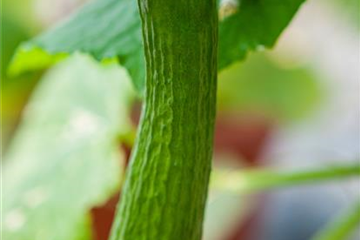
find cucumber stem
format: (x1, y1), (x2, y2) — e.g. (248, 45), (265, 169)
(110, 1), (218, 239)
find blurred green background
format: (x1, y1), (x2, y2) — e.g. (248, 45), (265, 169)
(1, 0), (359, 240)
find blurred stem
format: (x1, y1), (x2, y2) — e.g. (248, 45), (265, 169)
(312, 201), (360, 240)
(211, 164), (360, 193)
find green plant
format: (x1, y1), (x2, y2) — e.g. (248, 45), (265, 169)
(109, 1), (218, 239)
(3, 0), (359, 240)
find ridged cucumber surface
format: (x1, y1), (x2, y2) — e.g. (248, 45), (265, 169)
(110, 1), (218, 239)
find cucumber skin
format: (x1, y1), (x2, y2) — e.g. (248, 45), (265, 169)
(110, 1), (218, 239)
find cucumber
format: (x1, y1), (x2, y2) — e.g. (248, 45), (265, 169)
(110, 1), (218, 239)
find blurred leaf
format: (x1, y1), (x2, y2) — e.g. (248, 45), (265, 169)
(3, 54), (135, 240)
(1, 0), (39, 34)
(1, 74), (40, 150)
(211, 164), (360, 193)
(1, 13), (29, 78)
(9, 0), (305, 95)
(332, 0), (360, 30)
(218, 54), (321, 121)
(312, 201), (360, 240)
(1, 12), (37, 149)
(9, 46), (67, 77)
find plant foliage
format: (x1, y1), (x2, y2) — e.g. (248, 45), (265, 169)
(3, 55), (135, 240)
(9, 0), (306, 94)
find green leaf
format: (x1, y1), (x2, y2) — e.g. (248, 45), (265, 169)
(0, 12), (29, 78)
(3, 54), (135, 240)
(218, 0), (306, 69)
(9, 46), (67, 76)
(9, 0), (144, 93)
(9, 0), (305, 94)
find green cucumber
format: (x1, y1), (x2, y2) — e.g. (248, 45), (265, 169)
(110, 0), (218, 239)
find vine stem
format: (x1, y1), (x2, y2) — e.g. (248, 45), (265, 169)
(312, 201), (360, 240)
(211, 164), (360, 193)
(110, 0), (218, 239)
